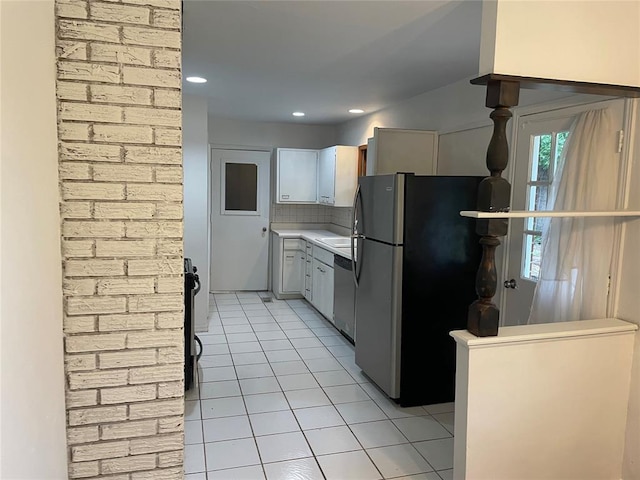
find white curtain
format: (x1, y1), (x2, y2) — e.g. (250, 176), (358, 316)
(528, 108), (619, 324)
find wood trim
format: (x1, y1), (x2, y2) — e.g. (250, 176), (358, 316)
(471, 74), (640, 98)
(357, 144), (367, 176)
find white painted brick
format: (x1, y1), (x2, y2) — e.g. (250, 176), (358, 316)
(99, 349), (157, 369)
(71, 440), (129, 462)
(151, 9), (180, 29)
(155, 166), (182, 183)
(60, 102), (122, 123)
(56, 0), (88, 19)
(61, 163), (91, 180)
(69, 405), (128, 426)
(157, 347), (182, 364)
(63, 221), (125, 238)
(93, 125), (153, 145)
(156, 240), (182, 256)
(157, 449), (182, 468)
(127, 329), (181, 348)
(57, 81), (88, 100)
(132, 466), (183, 480)
(126, 184), (182, 201)
(63, 182), (126, 201)
(101, 419), (157, 440)
(91, 85), (153, 105)
(130, 432), (182, 455)
(152, 50), (180, 69)
(124, 145), (181, 164)
(154, 128), (181, 146)
(66, 333), (127, 353)
(59, 19), (120, 43)
(156, 276), (182, 294)
(67, 426), (99, 445)
(156, 312), (182, 329)
(94, 203), (156, 221)
(157, 382), (183, 399)
(58, 61), (120, 83)
(59, 122), (90, 141)
(64, 316), (97, 334)
(123, 26), (180, 48)
(101, 454), (156, 475)
(91, 43), (152, 66)
(61, 142), (122, 162)
(126, 0), (180, 9)
(68, 369), (129, 390)
(65, 259), (125, 277)
(157, 415), (182, 433)
(122, 66), (180, 88)
(64, 278), (97, 296)
(100, 384), (157, 404)
(129, 294), (182, 313)
(155, 203), (182, 219)
(129, 398), (183, 420)
(129, 363), (182, 385)
(96, 239), (156, 256)
(62, 239), (94, 257)
(98, 313), (155, 331)
(94, 163), (153, 182)
(68, 460), (99, 478)
(90, 2), (150, 25)
(97, 277), (155, 295)
(128, 257), (182, 276)
(57, 40), (88, 60)
(62, 203), (92, 220)
(67, 389), (98, 408)
(153, 89), (180, 108)
(66, 353), (97, 372)
(124, 106), (181, 127)
(67, 296), (127, 315)
(125, 221), (182, 238)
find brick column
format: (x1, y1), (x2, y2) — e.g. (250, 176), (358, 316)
(55, 1), (185, 478)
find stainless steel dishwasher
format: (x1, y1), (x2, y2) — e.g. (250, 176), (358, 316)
(333, 254), (356, 344)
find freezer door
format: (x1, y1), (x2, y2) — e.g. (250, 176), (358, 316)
(354, 238), (403, 399)
(358, 174), (405, 245)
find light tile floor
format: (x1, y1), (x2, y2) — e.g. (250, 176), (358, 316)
(184, 292), (455, 480)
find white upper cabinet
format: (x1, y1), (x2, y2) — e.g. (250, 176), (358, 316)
(317, 145), (358, 207)
(276, 148), (319, 203)
(366, 128), (438, 176)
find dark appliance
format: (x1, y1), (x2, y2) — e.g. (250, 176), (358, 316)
(184, 258), (200, 391)
(351, 173), (482, 407)
(333, 254), (356, 343)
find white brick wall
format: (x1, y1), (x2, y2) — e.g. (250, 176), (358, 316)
(55, 1), (184, 477)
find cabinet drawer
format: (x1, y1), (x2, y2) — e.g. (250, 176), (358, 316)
(283, 238), (305, 251)
(313, 245), (334, 266)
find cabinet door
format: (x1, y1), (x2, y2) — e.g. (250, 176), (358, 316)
(277, 149), (318, 203)
(323, 265), (335, 323)
(304, 242), (313, 301)
(311, 258), (324, 312)
(371, 128), (438, 175)
(282, 249), (304, 293)
(318, 147), (335, 205)
(333, 146), (358, 207)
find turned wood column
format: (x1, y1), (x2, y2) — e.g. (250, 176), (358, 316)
(467, 79), (520, 337)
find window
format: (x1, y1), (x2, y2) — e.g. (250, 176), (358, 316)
(222, 162), (258, 214)
(521, 131), (569, 280)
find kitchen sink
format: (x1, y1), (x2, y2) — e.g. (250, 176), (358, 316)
(318, 237), (351, 248)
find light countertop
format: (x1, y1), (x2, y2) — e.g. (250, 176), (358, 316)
(270, 227), (353, 259)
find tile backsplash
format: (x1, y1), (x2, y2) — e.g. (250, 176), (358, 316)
(272, 204), (353, 230)
(331, 207), (353, 229)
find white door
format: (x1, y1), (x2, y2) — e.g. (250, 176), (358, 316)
(502, 99), (625, 325)
(210, 149), (271, 291)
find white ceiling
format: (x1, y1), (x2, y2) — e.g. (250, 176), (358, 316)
(182, 0), (484, 125)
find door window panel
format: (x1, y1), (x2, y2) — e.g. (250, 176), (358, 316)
(223, 162), (258, 214)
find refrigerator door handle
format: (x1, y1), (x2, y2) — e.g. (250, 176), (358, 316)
(351, 184), (363, 287)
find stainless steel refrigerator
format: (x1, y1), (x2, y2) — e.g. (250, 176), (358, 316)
(351, 173), (482, 406)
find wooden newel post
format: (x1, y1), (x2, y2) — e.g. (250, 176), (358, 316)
(467, 79), (520, 337)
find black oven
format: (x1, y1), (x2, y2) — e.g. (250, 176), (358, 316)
(184, 257), (200, 390)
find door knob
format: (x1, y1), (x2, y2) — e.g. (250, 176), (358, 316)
(262, 227), (267, 233)
(504, 279), (518, 289)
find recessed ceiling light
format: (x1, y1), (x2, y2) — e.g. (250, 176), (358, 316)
(292, 112), (305, 117)
(349, 109), (365, 114)
(186, 76), (207, 83)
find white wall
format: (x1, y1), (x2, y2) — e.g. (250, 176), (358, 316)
(183, 94), (210, 332)
(480, 0), (640, 87)
(0, 1), (68, 477)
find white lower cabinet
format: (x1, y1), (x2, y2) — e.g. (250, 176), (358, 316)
(271, 234), (305, 299)
(311, 247), (334, 323)
(304, 241), (313, 302)
(282, 248), (304, 293)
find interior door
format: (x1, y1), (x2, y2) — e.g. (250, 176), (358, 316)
(502, 99), (625, 325)
(210, 149), (271, 291)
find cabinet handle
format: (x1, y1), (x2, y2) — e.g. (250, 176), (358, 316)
(285, 255), (294, 259)
(281, 194), (290, 199)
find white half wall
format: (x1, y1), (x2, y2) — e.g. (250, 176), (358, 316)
(183, 94), (210, 332)
(480, 0), (640, 87)
(0, 1), (68, 477)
